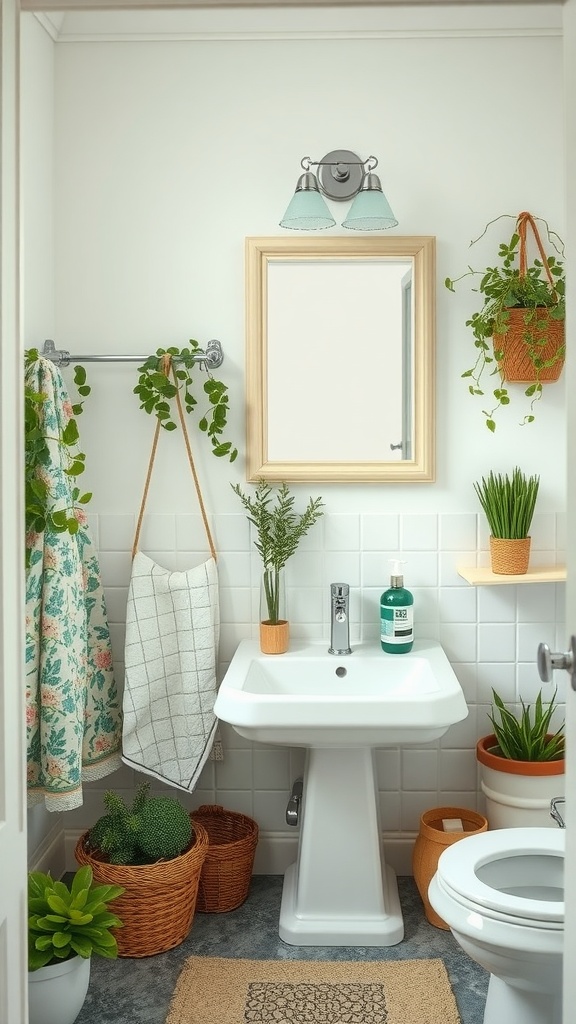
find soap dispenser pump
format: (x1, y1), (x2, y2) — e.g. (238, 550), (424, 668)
(380, 560), (414, 654)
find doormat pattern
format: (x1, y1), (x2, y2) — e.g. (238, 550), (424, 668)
(165, 956), (461, 1024)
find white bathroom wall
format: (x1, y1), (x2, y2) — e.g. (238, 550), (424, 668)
(20, 13), (67, 870)
(21, 3), (567, 870)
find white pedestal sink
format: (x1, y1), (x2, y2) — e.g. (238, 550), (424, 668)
(214, 639), (468, 947)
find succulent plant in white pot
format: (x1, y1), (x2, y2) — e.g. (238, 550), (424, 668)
(28, 865), (123, 1024)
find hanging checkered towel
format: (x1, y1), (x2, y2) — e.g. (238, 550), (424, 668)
(122, 551), (219, 791)
(121, 354), (221, 791)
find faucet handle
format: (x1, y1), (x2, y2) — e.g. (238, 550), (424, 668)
(331, 582), (349, 599)
(550, 796), (566, 828)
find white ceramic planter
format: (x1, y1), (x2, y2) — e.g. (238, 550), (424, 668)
(477, 735), (565, 829)
(28, 955), (91, 1024)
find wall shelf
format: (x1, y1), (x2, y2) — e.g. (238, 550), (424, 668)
(457, 565), (566, 586)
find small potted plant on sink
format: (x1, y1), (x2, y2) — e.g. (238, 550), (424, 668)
(446, 210), (565, 430)
(477, 687), (565, 829)
(28, 864), (124, 1024)
(231, 479), (324, 654)
(473, 466), (539, 575)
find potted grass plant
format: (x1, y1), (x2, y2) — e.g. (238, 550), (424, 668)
(477, 687), (565, 829)
(231, 479), (324, 654)
(28, 865), (124, 1024)
(473, 466), (539, 575)
(446, 211), (565, 430)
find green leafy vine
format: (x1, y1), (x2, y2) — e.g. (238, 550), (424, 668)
(133, 342), (238, 462)
(25, 349), (92, 566)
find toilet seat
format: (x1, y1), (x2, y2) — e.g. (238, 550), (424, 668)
(436, 827), (564, 927)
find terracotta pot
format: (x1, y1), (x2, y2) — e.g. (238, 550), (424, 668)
(412, 806), (488, 929)
(476, 734), (565, 829)
(494, 308), (565, 383)
(489, 536), (531, 575)
(259, 620), (289, 655)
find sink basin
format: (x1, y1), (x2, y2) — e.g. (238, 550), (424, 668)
(214, 639), (468, 746)
(215, 637), (468, 948)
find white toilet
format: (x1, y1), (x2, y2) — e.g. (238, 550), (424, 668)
(428, 827), (564, 1024)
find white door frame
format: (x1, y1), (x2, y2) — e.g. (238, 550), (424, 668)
(0, 0), (28, 1021)
(562, 0), (576, 1017)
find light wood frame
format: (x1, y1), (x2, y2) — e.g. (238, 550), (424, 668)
(245, 235), (436, 482)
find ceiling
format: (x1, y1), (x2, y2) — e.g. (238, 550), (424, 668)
(20, 0), (565, 9)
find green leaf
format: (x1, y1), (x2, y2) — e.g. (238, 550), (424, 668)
(50, 509), (67, 528)
(46, 894), (69, 916)
(61, 420), (79, 446)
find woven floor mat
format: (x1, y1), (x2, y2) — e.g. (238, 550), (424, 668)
(165, 955), (461, 1024)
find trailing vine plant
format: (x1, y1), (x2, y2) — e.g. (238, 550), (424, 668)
(25, 349), (92, 566)
(445, 213), (565, 431)
(133, 342), (238, 462)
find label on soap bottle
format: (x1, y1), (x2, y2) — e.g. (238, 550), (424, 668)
(380, 606), (414, 643)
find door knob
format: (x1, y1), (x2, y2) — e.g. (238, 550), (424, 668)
(537, 636), (576, 688)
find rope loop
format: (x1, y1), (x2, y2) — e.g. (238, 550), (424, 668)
(132, 353), (216, 562)
(516, 211), (556, 293)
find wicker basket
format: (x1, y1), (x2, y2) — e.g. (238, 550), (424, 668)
(74, 817), (209, 957)
(490, 535), (531, 575)
(494, 308), (565, 383)
(191, 804), (259, 913)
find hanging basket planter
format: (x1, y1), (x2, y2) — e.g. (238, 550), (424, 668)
(494, 307), (565, 383)
(448, 209), (565, 429)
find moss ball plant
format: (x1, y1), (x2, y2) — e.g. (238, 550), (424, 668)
(87, 782), (193, 865)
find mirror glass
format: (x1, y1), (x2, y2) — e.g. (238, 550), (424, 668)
(245, 236), (436, 482)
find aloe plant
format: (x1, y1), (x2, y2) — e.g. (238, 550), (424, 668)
(28, 866), (124, 971)
(488, 688), (564, 762)
(473, 467), (539, 539)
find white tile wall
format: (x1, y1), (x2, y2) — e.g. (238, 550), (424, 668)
(75, 511), (565, 839)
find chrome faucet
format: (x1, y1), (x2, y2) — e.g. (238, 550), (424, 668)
(329, 583), (352, 655)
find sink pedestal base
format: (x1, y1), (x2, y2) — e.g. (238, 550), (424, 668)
(279, 747), (404, 946)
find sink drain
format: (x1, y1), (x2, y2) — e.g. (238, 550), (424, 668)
(335, 666), (347, 678)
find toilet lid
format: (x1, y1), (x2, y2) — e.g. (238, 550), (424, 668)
(436, 827), (564, 926)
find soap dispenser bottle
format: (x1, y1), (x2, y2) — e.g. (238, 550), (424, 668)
(380, 560), (414, 654)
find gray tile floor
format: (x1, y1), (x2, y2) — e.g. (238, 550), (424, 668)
(76, 875), (489, 1024)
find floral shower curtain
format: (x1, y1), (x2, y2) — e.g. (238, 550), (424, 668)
(25, 356), (122, 811)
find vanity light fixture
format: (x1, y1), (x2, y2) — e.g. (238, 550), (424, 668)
(279, 149), (398, 232)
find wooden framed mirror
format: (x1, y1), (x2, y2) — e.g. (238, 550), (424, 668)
(245, 235), (436, 482)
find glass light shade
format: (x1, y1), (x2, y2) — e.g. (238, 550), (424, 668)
(279, 189), (336, 230)
(342, 188), (398, 231)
